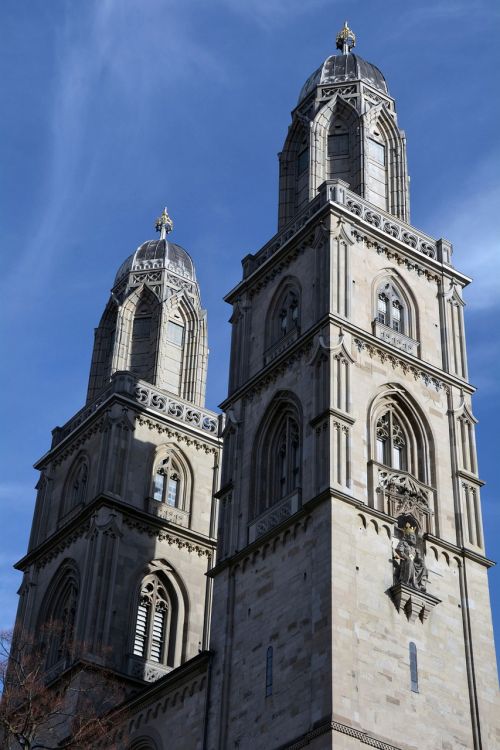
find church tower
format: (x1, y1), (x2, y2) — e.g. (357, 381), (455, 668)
(208, 24), (499, 750)
(13, 210), (221, 689)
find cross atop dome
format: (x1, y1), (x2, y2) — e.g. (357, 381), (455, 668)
(155, 206), (174, 239)
(336, 20), (356, 55)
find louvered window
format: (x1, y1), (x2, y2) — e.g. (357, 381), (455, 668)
(133, 577), (170, 665)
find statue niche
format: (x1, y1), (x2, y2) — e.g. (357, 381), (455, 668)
(394, 521), (428, 593)
(388, 516), (440, 624)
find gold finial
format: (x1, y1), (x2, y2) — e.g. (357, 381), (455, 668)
(336, 20), (356, 55)
(155, 207), (174, 240)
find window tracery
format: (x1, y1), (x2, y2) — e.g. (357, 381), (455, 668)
(43, 566), (79, 670)
(133, 576), (171, 665)
(61, 456), (89, 518)
(254, 398), (302, 520)
(153, 456), (181, 508)
(376, 412), (407, 471)
(377, 282), (405, 333)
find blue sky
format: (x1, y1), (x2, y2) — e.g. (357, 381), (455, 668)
(1, 0), (499, 662)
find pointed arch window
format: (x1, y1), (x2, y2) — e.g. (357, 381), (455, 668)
(133, 576), (171, 664)
(153, 457), (181, 508)
(44, 573), (79, 669)
(130, 297), (158, 381)
(376, 412), (407, 471)
(377, 282), (406, 334)
(255, 402), (302, 518)
(61, 456), (89, 519)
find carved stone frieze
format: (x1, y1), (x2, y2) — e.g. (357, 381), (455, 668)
(354, 339), (447, 393)
(122, 516), (212, 557)
(248, 491), (301, 543)
(135, 384), (218, 434)
(136, 416), (217, 454)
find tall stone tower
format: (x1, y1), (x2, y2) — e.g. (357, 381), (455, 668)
(14, 209), (221, 688)
(208, 23), (499, 750)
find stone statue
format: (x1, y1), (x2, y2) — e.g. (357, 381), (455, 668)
(395, 524), (428, 592)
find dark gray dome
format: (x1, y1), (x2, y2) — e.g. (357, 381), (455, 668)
(114, 239), (195, 286)
(298, 53), (387, 104)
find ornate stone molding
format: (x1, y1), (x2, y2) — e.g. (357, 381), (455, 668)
(389, 582), (441, 623)
(354, 337), (447, 392)
(243, 340), (314, 402)
(285, 718), (406, 750)
(35, 521), (91, 569)
(248, 491), (301, 544)
(373, 321), (419, 356)
(122, 517), (212, 557)
(146, 499), (190, 528)
(136, 416), (218, 455)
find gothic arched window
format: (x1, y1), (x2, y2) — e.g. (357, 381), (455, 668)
(133, 576), (171, 665)
(376, 412), (407, 471)
(254, 397), (302, 518)
(377, 282), (406, 333)
(266, 282), (301, 353)
(130, 297), (157, 382)
(61, 456), (89, 518)
(43, 566), (79, 670)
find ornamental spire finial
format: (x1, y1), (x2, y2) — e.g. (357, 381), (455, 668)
(155, 206), (174, 240)
(336, 20), (356, 55)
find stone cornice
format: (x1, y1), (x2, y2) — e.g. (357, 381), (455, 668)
(425, 533), (495, 569)
(208, 488), (494, 578)
(15, 493), (217, 571)
(221, 314), (475, 411)
(281, 717), (407, 750)
(225, 186), (470, 304)
(35, 387), (222, 470)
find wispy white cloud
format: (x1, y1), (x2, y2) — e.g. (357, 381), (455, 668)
(216, 0), (334, 27)
(434, 153), (500, 311)
(0, 0), (224, 308)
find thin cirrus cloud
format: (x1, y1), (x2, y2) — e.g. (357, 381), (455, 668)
(1, 0), (225, 311)
(438, 156), (500, 311)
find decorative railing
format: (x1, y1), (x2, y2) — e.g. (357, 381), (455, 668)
(248, 491), (301, 543)
(52, 388), (113, 446)
(373, 321), (419, 356)
(128, 655), (172, 683)
(134, 384), (218, 434)
(243, 180), (443, 279)
(146, 498), (190, 528)
(52, 372), (220, 448)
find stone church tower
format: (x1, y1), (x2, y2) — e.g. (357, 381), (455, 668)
(207, 22), (500, 750)
(9, 22), (500, 750)
(14, 208), (221, 689)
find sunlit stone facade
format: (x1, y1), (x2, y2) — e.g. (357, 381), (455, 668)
(11, 27), (500, 750)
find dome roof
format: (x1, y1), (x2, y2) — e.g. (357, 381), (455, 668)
(114, 238), (196, 287)
(298, 53), (387, 104)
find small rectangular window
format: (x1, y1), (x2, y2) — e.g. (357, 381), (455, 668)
(328, 133), (349, 156)
(297, 148), (309, 174)
(369, 139), (386, 165)
(265, 646), (273, 697)
(167, 321), (184, 346)
(409, 642), (419, 692)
